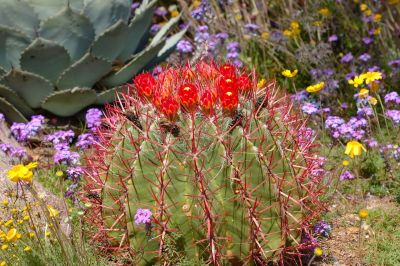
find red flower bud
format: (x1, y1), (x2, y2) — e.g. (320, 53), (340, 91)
(133, 73), (156, 98)
(178, 84), (198, 110)
(237, 74), (252, 91)
(161, 97), (179, 120)
(200, 90), (215, 112)
(217, 76), (237, 94)
(219, 88), (238, 113)
(219, 63), (236, 79)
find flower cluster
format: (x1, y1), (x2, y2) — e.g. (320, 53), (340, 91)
(10, 115), (45, 142)
(7, 162), (37, 183)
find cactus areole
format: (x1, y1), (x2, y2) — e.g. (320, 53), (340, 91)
(83, 62), (326, 265)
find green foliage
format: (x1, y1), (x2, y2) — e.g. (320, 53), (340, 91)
(0, 0), (185, 121)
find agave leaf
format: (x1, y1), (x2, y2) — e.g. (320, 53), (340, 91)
(95, 86), (127, 105)
(24, 0), (66, 21)
(0, 66), (5, 77)
(69, 0), (84, 11)
(39, 6), (95, 62)
(41, 87), (96, 116)
(102, 40), (165, 88)
(0, 97), (27, 122)
(0, 84), (34, 117)
(0, 26), (31, 70)
(83, 0), (131, 36)
(91, 20), (129, 62)
(20, 38), (71, 84)
(145, 28), (188, 70)
(149, 14), (181, 46)
(57, 53), (112, 91)
(0, 0), (40, 39)
(116, 0), (157, 61)
(1, 69), (53, 109)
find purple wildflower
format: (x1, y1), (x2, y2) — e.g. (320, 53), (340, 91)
(389, 59), (400, 69)
(176, 40), (193, 54)
(150, 24), (161, 34)
(340, 171), (355, 181)
(86, 108), (103, 130)
(301, 102), (319, 115)
(11, 115), (45, 142)
(131, 2), (140, 11)
(362, 37), (373, 45)
(313, 220), (332, 237)
(216, 32), (229, 39)
(359, 53), (371, 62)
(357, 107), (374, 117)
(76, 133), (96, 149)
(291, 90), (309, 103)
(0, 113), (4, 122)
(328, 34), (338, 42)
(54, 150), (80, 165)
(134, 208), (152, 225)
(45, 130), (75, 144)
(364, 138), (378, 148)
(384, 92), (400, 104)
(341, 53), (354, 63)
(154, 7), (167, 16)
(66, 166), (83, 182)
(386, 110), (400, 124)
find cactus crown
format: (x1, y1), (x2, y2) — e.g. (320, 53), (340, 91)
(83, 61), (326, 265)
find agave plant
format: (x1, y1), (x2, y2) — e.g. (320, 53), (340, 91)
(0, 0), (186, 122)
(83, 62), (327, 265)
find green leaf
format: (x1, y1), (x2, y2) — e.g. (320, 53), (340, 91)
(83, 0), (131, 36)
(102, 40), (165, 88)
(57, 53), (112, 91)
(149, 14), (181, 46)
(91, 20), (129, 62)
(1, 69), (53, 109)
(24, 0), (67, 21)
(0, 0), (39, 39)
(95, 86), (126, 105)
(0, 97), (27, 122)
(41, 87), (96, 116)
(0, 26), (30, 70)
(116, 0), (157, 61)
(39, 6), (95, 62)
(20, 38), (71, 84)
(0, 66), (6, 77)
(0, 84), (34, 117)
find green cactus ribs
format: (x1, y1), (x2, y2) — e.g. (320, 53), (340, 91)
(83, 61), (327, 265)
(0, 0), (186, 121)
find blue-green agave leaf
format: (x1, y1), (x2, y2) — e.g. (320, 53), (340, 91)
(149, 14), (181, 46)
(57, 53), (112, 91)
(83, 0), (131, 36)
(69, 0), (84, 11)
(116, 0), (157, 61)
(0, 97), (27, 122)
(20, 38), (71, 84)
(0, 66), (5, 77)
(0, 0), (40, 39)
(91, 20), (129, 62)
(41, 87), (96, 116)
(0, 84), (34, 117)
(102, 40), (165, 88)
(95, 86), (127, 105)
(24, 0), (67, 21)
(1, 69), (53, 109)
(0, 26), (31, 70)
(39, 6), (95, 62)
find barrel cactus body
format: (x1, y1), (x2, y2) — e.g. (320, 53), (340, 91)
(83, 62), (326, 265)
(0, 0), (185, 122)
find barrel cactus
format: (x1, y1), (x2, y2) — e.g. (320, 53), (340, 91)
(0, 0), (186, 122)
(83, 62), (326, 265)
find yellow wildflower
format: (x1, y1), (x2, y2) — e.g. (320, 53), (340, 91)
(7, 164), (34, 182)
(24, 246), (32, 252)
(47, 205), (59, 218)
(373, 27), (381, 35)
(55, 171), (63, 177)
(369, 97), (377, 105)
(281, 69), (298, 78)
(170, 10), (179, 17)
(313, 21), (323, 27)
(342, 160), (350, 166)
(45, 231), (51, 237)
(348, 75), (365, 88)
(4, 220), (12, 227)
(360, 4), (368, 11)
(359, 209), (368, 219)
(358, 89), (369, 98)
(26, 162), (38, 169)
(314, 247), (323, 256)
(345, 141), (367, 158)
(306, 82), (325, 93)
(283, 29), (292, 37)
(6, 228), (17, 242)
(257, 79), (266, 89)
(318, 8), (330, 16)
(361, 71), (382, 84)
(191, 0), (201, 8)
(290, 21), (300, 30)
(261, 31), (269, 40)
(1, 244), (8, 250)
(1, 200), (8, 207)
(23, 215), (29, 221)
(0, 261), (5, 266)
(374, 14), (382, 22)
(364, 9), (372, 16)
(28, 232), (35, 238)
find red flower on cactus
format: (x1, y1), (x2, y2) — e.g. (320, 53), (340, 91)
(217, 76), (237, 93)
(219, 88), (239, 112)
(196, 61), (219, 79)
(178, 84), (198, 110)
(200, 90), (215, 112)
(219, 63), (236, 79)
(161, 97), (179, 120)
(237, 74), (252, 91)
(133, 73), (155, 98)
